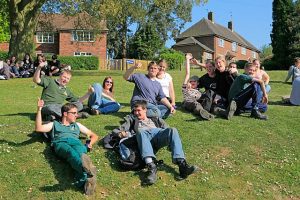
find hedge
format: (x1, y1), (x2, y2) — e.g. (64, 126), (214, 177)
(159, 51), (185, 70)
(0, 51), (8, 61)
(58, 56), (99, 70)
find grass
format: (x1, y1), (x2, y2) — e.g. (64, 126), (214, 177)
(0, 70), (299, 199)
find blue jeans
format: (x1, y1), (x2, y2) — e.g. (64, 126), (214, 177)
(88, 83), (120, 114)
(135, 128), (185, 163)
(146, 103), (170, 119)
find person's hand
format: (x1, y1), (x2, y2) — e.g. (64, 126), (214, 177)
(87, 143), (93, 149)
(88, 85), (94, 94)
(170, 106), (176, 114)
(118, 131), (128, 138)
(228, 67), (238, 74)
(134, 62), (142, 69)
(37, 98), (44, 110)
(38, 61), (46, 68)
(262, 94), (268, 104)
(186, 53), (193, 60)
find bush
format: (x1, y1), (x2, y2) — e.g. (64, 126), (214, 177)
(235, 60), (248, 69)
(262, 58), (281, 70)
(0, 51), (8, 61)
(159, 49), (184, 70)
(58, 56), (99, 70)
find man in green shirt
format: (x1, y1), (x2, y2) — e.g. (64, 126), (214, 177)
(225, 62), (268, 120)
(35, 99), (99, 195)
(33, 61), (91, 121)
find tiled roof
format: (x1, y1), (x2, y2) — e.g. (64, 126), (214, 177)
(172, 36), (214, 53)
(36, 12), (108, 32)
(176, 18), (259, 52)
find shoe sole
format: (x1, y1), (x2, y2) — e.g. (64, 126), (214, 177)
(227, 101), (237, 120)
(84, 176), (96, 195)
(199, 109), (214, 120)
(81, 154), (97, 177)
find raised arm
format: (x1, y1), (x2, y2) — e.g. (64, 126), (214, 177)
(123, 62), (142, 80)
(33, 61), (46, 84)
(35, 98), (53, 132)
(77, 123), (99, 149)
(183, 53), (193, 85)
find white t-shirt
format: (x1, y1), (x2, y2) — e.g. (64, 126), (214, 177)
(156, 73), (172, 98)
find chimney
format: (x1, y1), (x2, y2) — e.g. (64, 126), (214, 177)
(228, 21), (233, 31)
(208, 12), (214, 23)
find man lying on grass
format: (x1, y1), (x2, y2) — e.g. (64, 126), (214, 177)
(35, 99), (99, 195)
(118, 100), (198, 185)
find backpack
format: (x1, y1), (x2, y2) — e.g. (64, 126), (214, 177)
(118, 135), (145, 170)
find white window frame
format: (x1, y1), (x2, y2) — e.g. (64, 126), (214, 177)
(72, 30), (94, 42)
(232, 42), (237, 52)
(252, 51), (257, 59)
(241, 47), (246, 55)
(74, 52), (92, 56)
(36, 32), (54, 43)
(218, 38), (224, 47)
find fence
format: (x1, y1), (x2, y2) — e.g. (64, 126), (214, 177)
(106, 59), (153, 71)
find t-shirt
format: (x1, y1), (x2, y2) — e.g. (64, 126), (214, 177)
(228, 74), (253, 101)
(128, 73), (166, 106)
(182, 84), (201, 101)
(155, 73), (172, 98)
(48, 60), (61, 69)
(198, 73), (217, 91)
(134, 118), (157, 132)
(215, 70), (236, 99)
(52, 120), (80, 142)
(38, 76), (78, 105)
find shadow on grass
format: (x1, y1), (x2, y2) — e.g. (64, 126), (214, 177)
(0, 112), (35, 121)
(0, 132), (45, 146)
(39, 144), (80, 193)
(268, 100), (294, 106)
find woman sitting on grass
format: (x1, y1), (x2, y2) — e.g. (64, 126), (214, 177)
(88, 76), (121, 115)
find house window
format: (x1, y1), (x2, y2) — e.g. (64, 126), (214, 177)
(36, 32), (54, 43)
(204, 52), (212, 60)
(241, 47), (246, 55)
(72, 31), (94, 42)
(252, 51), (257, 59)
(218, 38), (224, 47)
(74, 52), (92, 56)
(232, 42), (237, 52)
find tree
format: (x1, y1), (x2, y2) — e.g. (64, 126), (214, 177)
(288, 0), (300, 59)
(0, 0), (9, 43)
(259, 44), (273, 61)
(270, 0), (294, 69)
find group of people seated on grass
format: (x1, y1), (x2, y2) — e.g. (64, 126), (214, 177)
(0, 53), (70, 80)
(32, 52), (298, 195)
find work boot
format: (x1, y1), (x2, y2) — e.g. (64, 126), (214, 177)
(90, 108), (100, 115)
(250, 109), (268, 120)
(145, 162), (157, 185)
(77, 111), (90, 119)
(212, 106), (227, 118)
(82, 154), (97, 195)
(195, 104), (214, 120)
(226, 100), (237, 120)
(177, 159), (198, 180)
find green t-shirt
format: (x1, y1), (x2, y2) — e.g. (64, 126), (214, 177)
(38, 76), (78, 105)
(52, 120), (80, 142)
(228, 74), (253, 101)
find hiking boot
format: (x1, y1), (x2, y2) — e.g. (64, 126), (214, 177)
(177, 159), (198, 180)
(199, 109), (215, 120)
(81, 154), (97, 177)
(90, 108), (100, 115)
(250, 109), (268, 120)
(212, 106), (227, 118)
(145, 162), (157, 185)
(77, 112), (90, 119)
(84, 176), (96, 195)
(226, 100), (237, 120)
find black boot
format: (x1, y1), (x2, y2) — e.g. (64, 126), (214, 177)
(177, 159), (198, 179)
(250, 109), (268, 120)
(145, 162), (157, 185)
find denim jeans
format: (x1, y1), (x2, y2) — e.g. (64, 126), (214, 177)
(233, 82), (260, 110)
(88, 83), (120, 114)
(135, 127), (185, 163)
(146, 103), (170, 119)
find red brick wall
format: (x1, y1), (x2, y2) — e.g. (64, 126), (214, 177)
(35, 33), (59, 55)
(0, 42), (9, 52)
(58, 31), (107, 69)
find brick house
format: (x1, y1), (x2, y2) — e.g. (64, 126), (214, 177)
(172, 12), (260, 64)
(0, 13), (108, 69)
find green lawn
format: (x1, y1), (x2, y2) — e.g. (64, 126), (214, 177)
(0, 70), (299, 199)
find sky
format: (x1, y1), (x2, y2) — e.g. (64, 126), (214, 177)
(166, 0), (273, 50)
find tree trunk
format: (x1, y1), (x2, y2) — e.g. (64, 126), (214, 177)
(8, 0), (46, 59)
(121, 18), (127, 59)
